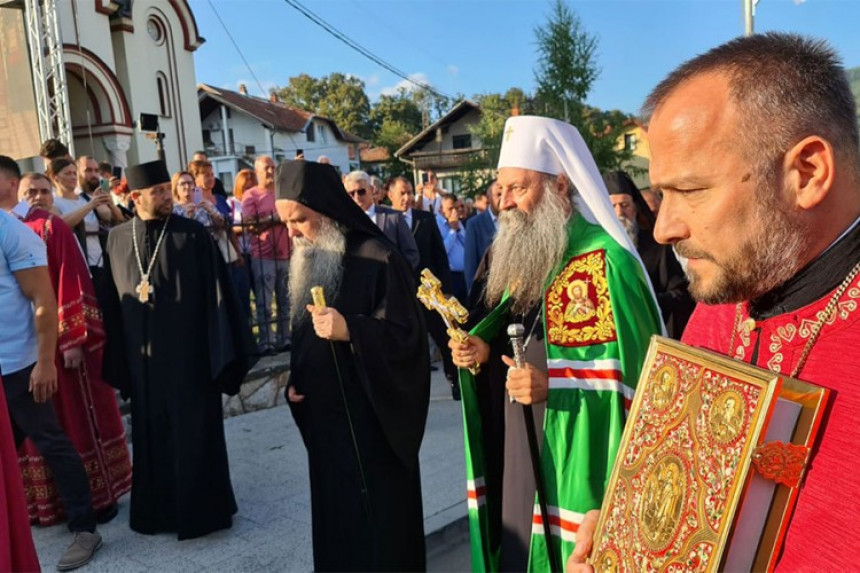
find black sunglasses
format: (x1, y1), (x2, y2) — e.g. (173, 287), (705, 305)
(347, 188), (368, 197)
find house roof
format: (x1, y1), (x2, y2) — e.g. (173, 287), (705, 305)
(197, 84), (364, 143)
(395, 100), (481, 158)
(360, 146), (391, 163)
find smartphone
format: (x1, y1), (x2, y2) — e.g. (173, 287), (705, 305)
(112, 166), (123, 179)
(421, 172), (428, 184)
(99, 178), (111, 193)
(192, 186), (203, 204)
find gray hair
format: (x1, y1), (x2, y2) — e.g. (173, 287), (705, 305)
(344, 170), (370, 187)
(643, 33), (860, 183)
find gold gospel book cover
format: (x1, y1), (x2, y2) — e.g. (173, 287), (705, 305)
(590, 337), (828, 572)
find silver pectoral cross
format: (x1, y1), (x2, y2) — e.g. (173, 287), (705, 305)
(136, 274), (152, 303)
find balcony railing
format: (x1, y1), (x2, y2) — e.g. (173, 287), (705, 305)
(404, 147), (489, 170)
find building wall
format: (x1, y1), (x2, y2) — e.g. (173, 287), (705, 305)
(115, 1), (202, 173)
(413, 109), (482, 154)
(51, 1), (202, 175)
(617, 124), (651, 189)
(201, 105), (353, 182)
(57, 3), (116, 73)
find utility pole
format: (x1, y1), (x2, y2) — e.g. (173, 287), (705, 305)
(743, 0), (760, 36)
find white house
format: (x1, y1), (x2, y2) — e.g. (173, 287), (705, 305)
(197, 83), (363, 191)
(395, 100), (487, 193)
(0, 0), (204, 174)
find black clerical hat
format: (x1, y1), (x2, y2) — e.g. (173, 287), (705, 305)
(275, 160), (384, 241)
(601, 170), (655, 231)
(126, 160), (170, 191)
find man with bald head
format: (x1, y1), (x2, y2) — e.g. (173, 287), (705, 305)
(243, 154), (292, 354)
(568, 33), (860, 572)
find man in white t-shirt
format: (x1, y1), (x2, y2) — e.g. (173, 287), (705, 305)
(53, 157), (122, 304)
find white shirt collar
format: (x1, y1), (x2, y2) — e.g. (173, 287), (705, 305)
(823, 214), (860, 254)
(365, 204), (377, 218)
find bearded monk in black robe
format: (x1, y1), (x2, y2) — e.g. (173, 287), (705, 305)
(274, 160), (430, 571)
(100, 160), (256, 540)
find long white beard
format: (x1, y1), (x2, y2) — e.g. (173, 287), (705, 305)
(288, 218), (347, 327)
(618, 214), (639, 248)
(485, 182), (571, 315)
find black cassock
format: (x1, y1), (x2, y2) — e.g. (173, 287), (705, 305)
(635, 228), (695, 339)
(289, 232), (430, 572)
(101, 215), (256, 540)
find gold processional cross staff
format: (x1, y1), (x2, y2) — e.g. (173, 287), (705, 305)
(415, 269), (479, 375)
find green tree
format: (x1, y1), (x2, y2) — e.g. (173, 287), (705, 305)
(369, 89), (423, 136)
(469, 93), (512, 170)
(534, 0), (598, 119)
(532, 0), (633, 170)
(276, 73), (372, 139)
(276, 73), (323, 111)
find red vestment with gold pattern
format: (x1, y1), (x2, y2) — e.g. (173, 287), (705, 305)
(17, 209), (131, 525)
(682, 272), (860, 571)
(0, 374), (40, 571)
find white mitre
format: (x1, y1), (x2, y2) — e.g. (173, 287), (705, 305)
(497, 115), (638, 257)
(497, 115), (663, 329)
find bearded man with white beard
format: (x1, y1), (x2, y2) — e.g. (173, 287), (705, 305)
(448, 116), (663, 572)
(273, 160), (430, 572)
(602, 170), (694, 339)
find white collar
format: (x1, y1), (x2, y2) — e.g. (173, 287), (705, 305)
(365, 204), (376, 218)
(823, 214), (860, 254)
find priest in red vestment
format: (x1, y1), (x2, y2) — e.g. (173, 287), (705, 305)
(16, 172), (132, 525)
(569, 34), (860, 572)
(0, 375), (40, 572)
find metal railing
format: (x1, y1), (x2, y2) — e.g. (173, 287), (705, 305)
(93, 202), (293, 356)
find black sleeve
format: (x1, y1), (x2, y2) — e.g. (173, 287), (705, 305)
(342, 249), (430, 468)
(100, 233), (131, 397)
(201, 228), (259, 395)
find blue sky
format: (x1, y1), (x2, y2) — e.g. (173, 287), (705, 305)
(188, 0), (860, 116)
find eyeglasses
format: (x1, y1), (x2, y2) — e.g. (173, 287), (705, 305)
(347, 188), (367, 198)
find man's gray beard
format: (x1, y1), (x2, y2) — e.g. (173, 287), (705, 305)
(484, 181), (571, 315)
(289, 218), (346, 327)
(675, 178), (808, 305)
(619, 215), (639, 247)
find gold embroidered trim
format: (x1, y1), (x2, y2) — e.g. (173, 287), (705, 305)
(545, 249), (616, 347)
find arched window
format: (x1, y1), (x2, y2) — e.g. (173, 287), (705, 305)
(156, 72), (170, 117)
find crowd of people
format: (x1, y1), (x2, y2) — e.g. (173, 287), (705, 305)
(0, 31), (858, 573)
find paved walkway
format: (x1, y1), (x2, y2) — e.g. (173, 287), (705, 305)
(31, 369), (468, 571)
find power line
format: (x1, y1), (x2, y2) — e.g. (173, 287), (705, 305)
(206, 0), (268, 96)
(347, 0), (449, 70)
(281, 0), (454, 102)
(205, 0), (301, 149)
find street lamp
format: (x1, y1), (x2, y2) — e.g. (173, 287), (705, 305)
(744, 0), (761, 36)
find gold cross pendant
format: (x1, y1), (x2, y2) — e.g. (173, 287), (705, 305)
(136, 274), (152, 303)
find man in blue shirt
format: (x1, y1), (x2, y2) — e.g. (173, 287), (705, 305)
(439, 194), (468, 303)
(0, 182), (101, 570)
(464, 179), (502, 294)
